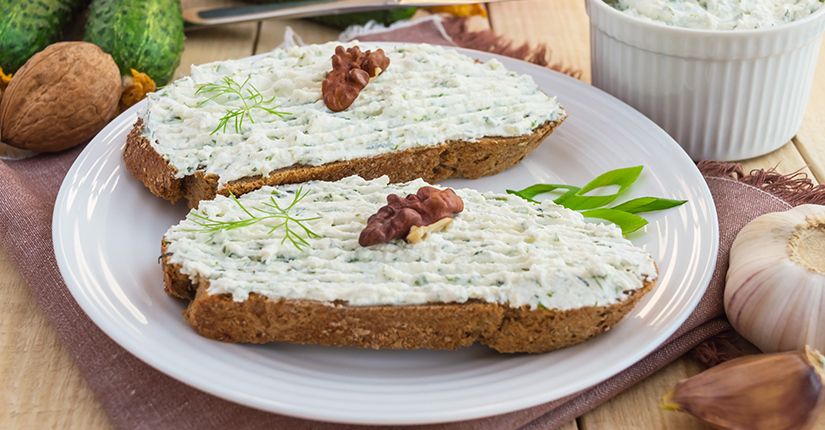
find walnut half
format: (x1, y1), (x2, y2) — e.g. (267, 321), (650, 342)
(359, 187), (464, 247)
(322, 46), (390, 112)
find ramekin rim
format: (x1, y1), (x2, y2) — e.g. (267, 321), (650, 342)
(587, 0), (825, 36)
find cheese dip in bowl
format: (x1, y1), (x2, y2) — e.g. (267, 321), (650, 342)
(586, 0), (825, 160)
(615, 0), (824, 30)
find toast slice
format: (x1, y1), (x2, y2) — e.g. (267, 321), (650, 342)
(124, 42), (568, 208)
(161, 176), (658, 353)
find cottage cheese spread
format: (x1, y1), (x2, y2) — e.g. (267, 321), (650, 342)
(613, 0), (824, 30)
(165, 176), (657, 310)
(139, 42), (566, 184)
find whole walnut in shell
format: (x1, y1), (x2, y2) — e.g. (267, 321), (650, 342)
(0, 42), (121, 152)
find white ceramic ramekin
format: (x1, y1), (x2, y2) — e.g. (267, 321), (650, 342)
(586, 0), (825, 161)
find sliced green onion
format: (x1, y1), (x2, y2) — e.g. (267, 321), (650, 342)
(580, 208), (649, 235)
(611, 197), (688, 214)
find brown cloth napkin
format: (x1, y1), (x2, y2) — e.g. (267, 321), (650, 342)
(3, 17), (825, 430)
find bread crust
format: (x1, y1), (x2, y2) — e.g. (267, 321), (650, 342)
(125, 116), (566, 208)
(161, 243), (657, 353)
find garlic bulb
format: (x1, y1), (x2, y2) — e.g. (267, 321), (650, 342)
(662, 346), (825, 430)
(725, 204), (825, 353)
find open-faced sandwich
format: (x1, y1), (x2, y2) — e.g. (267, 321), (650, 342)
(161, 176), (658, 353)
(124, 42), (567, 208)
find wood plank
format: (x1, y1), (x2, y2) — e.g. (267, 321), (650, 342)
(423, 6), (492, 32)
(3, 2), (821, 430)
(174, 25), (259, 80)
(580, 344), (825, 430)
(557, 419), (579, 430)
(1, 2), (260, 428)
(462, 13), (493, 32)
(417, 7), (492, 32)
(488, 0), (591, 82)
(256, 19), (340, 54)
(739, 141), (818, 183)
(174, 0), (259, 80)
(485, 2), (816, 430)
(256, 8), (491, 55)
(574, 142), (813, 430)
(578, 357), (715, 430)
(792, 36), (825, 185)
(0, 243), (111, 429)
(489, 2), (697, 429)
(577, 139), (812, 430)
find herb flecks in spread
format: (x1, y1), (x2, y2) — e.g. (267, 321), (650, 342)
(139, 42), (565, 184)
(612, 0), (825, 30)
(359, 186), (463, 246)
(322, 45), (390, 112)
(186, 187), (320, 250)
(507, 166), (687, 234)
(195, 76), (290, 135)
(165, 176), (657, 307)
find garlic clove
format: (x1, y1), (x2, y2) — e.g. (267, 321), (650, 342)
(735, 262), (813, 352)
(662, 346), (825, 430)
(725, 204), (825, 353)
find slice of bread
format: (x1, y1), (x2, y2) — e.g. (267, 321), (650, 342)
(123, 42), (568, 208)
(125, 117), (564, 208)
(161, 176), (658, 353)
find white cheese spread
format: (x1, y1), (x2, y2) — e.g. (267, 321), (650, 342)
(612, 0), (824, 30)
(164, 176), (658, 310)
(139, 42), (566, 184)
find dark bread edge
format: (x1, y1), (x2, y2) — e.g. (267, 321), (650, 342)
(123, 120), (183, 203)
(124, 116), (566, 208)
(162, 242), (657, 353)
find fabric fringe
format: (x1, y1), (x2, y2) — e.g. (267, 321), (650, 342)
(339, 14), (458, 46)
(693, 160), (825, 368)
(333, 15), (582, 79)
(441, 17), (583, 80)
(698, 160), (825, 207)
(690, 330), (744, 368)
(276, 26), (307, 50)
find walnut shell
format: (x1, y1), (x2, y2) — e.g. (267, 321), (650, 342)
(0, 42), (121, 152)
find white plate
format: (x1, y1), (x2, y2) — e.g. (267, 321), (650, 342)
(53, 45), (718, 425)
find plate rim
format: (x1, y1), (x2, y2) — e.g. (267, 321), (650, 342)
(52, 43), (719, 425)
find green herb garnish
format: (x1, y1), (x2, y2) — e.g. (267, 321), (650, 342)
(578, 208), (649, 234)
(186, 188), (320, 250)
(196, 76), (290, 135)
(609, 196), (688, 214)
(507, 166), (687, 234)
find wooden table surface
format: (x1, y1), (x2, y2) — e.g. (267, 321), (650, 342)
(2, 0), (825, 428)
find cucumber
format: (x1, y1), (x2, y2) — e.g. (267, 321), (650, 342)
(84, 0), (184, 86)
(310, 8), (417, 30)
(245, 0), (417, 30)
(0, 0), (90, 73)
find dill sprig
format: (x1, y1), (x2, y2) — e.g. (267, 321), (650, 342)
(196, 76), (290, 135)
(186, 188), (321, 250)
